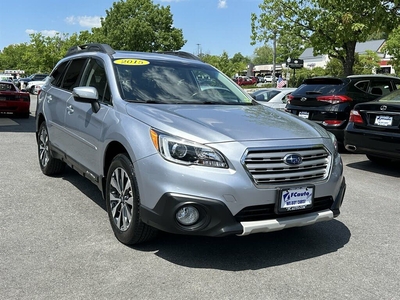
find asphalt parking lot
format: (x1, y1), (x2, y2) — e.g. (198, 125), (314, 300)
(1, 96), (399, 300)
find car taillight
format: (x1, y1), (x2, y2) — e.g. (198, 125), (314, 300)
(322, 120), (345, 127)
(316, 95), (352, 104)
(349, 110), (364, 124)
(287, 94), (294, 104)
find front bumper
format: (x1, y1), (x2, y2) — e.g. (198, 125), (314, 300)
(140, 177), (346, 237)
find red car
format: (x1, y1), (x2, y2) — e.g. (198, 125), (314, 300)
(234, 76), (257, 86)
(0, 80), (30, 118)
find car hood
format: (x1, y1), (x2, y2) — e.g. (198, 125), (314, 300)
(125, 103), (329, 142)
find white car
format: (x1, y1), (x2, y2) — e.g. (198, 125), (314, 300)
(26, 77), (48, 94)
(250, 88), (297, 110)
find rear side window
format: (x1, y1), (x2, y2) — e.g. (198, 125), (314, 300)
(393, 81), (400, 90)
(51, 61), (69, 88)
(354, 80), (369, 92)
(61, 58), (87, 91)
(369, 80), (394, 96)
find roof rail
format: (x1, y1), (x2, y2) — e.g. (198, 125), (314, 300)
(65, 43), (115, 57)
(157, 51), (202, 61)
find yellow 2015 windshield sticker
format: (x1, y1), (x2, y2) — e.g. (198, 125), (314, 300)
(114, 59), (150, 66)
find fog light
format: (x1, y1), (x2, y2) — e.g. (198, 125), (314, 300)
(176, 206), (199, 226)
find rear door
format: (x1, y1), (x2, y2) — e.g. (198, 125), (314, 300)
(42, 61), (71, 151)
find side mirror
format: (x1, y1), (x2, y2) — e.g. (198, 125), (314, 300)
(72, 86), (100, 113)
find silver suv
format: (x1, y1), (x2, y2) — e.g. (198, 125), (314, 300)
(35, 44), (346, 245)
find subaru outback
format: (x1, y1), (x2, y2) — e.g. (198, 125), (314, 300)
(285, 75), (400, 144)
(35, 44), (346, 245)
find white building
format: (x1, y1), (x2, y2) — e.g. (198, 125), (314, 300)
(299, 39), (395, 74)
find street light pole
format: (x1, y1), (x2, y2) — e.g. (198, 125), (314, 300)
(197, 44), (201, 56)
(272, 31), (277, 87)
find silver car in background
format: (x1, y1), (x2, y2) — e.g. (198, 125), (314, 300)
(250, 87), (297, 110)
(35, 44), (346, 245)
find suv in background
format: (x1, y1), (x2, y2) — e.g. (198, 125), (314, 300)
(19, 73), (48, 90)
(285, 75), (400, 143)
(35, 43), (345, 245)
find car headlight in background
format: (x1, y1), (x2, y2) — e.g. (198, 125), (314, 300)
(150, 129), (228, 168)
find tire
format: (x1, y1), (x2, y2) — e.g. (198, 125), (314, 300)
(37, 122), (65, 175)
(366, 154), (391, 164)
(106, 153), (157, 245)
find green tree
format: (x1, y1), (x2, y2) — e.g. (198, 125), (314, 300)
(252, 45), (273, 65)
(231, 52), (250, 65)
(96, 0), (186, 51)
(325, 50), (381, 76)
(251, 0), (400, 76)
(0, 43), (31, 72)
(201, 52), (247, 78)
(383, 26), (400, 73)
(325, 58), (345, 77)
(353, 50), (381, 75)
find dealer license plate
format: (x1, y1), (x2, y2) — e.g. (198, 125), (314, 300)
(374, 115), (392, 126)
(298, 111), (309, 119)
(276, 186), (314, 213)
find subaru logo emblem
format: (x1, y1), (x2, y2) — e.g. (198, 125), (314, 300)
(284, 154), (303, 165)
(380, 105), (387, 111)
(300, 97), (307, 102)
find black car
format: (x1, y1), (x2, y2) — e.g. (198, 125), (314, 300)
(344, 89), (400, 163)
(285, 75), (400, 144)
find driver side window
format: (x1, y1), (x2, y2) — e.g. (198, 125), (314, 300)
(81, 58), (111, 105)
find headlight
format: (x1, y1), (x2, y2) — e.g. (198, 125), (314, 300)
(150, 129), (228, 168)
(328, 131), (338, 154)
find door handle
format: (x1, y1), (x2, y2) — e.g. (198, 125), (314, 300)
(67, 105), (74, 114)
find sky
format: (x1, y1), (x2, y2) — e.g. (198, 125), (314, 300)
(0, 0), (264, 58)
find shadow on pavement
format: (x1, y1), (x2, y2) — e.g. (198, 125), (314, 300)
(133, 218), (350, 271)
(56, 146), (351, 272)
(346, 159), (400, 178)
(0, 114), (36, 133)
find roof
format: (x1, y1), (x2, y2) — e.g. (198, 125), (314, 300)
(65, 43), (202, 62)
(355, 39), (385, 54)
(300, 39), (386, 59)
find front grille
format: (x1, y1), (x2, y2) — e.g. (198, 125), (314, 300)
(243, 146), (331, 185)
(235, 196), (333, 222)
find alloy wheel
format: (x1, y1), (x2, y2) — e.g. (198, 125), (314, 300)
(109, 167), (134, 231)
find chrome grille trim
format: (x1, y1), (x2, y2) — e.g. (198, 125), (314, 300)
(242, 146), (331, 185)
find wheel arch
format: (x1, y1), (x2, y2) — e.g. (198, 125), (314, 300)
(101, 141), (130, 197)
(35, 113), (46, 141)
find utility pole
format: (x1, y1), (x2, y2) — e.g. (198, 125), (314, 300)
(197, 44), (201, 56)
(272, 30), (277, 87)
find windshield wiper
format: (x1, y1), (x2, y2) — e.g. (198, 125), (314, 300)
(202, 101), (221, 104)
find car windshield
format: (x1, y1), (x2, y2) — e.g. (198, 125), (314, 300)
(295, 78), (347, 95)
(114, 59), (253, 104)
(252, 89), (280, 101)
(0, 82), (16, 91)
(378, 89), (400, 102)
